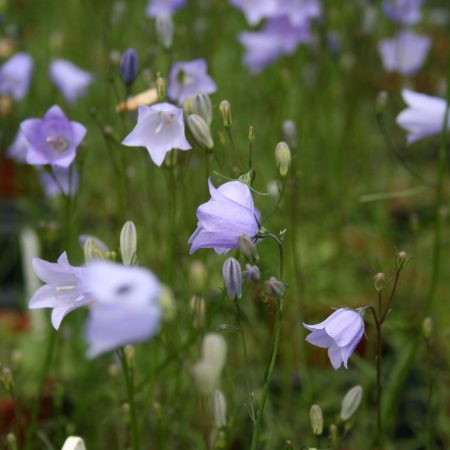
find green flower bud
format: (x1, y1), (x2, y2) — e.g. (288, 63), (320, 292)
(373, 272), (386, 292)
(396, 251), (407, 270)
(275, 141), (291, 176)
(188, 114), (214, 149)
(120, 221), (137, 265)
(376, 91), (388, 116)
(183, 96), (194, 116)
(329, 424), (338, 446)
(422, 317), (433, 340)
(159, 285), (177, 321)
(124, 345), (135, 371)
(2, 367), (13, 392)
(156, 74), (166, 101)
(219, 100), (232, 128)
(6, 433), (16, 450)
(189, 260), (208, 292)
(340, 385), (363, 421)
(248, 124), (255, 143)
(309, 404), (324, 435)
(192, 92), (213, 125)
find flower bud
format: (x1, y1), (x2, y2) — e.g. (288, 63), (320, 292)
(202, 333), (227, 369)
(248, 125), (255, 143)
(1, 367), (13, 391)
(124, 345), (135, 371)
(188, 114), (214, 149)
(155, 13), (174, 49)
(329, 424), (338, 446)
(222, 257), (242, 299)
(183, 96), (194, 116)
(120, 48), (138, 86)
(122, 403), (131, 422)
(265, 276), (285, 299)
(61, 436), (87, 450)
(120, 221), (137, 265)
(309, 404), (323, 435)
(6, 433), (17, 450)
(160, 285), (176, 321)
(422, 317), (433, 340)
(80, 235), (109, 262)
(108, 364), (120, 378)
(243, 264), (261, 282)
(219, 100), (232, 128)
(396, 251), (407, 270)
(275, 141), (291, 176)
(282, 120), (297, 147)
(211, 389), (227, 428)
(156, 74), (166, 101)
(192, 92), (213, 125)
(373, 272), (386, 292)
(340, 385), (363, 421)
(190, 295), (205, 328)
(239, 234), (258, 261)
(189, 260), (208, 292)
(376, 91), (388, 116)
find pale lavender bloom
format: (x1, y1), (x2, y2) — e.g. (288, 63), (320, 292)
(243, 263), (261, 281)
(303, 308), (365, 370)
(168, 59), (217, 103)
(383, 0), (424, 25)
(276, 0), (321, 26)
(378, 30), (431, 75)
(189, 179), (260, 255)
(83, 261), (161, 358)
(0, 52), (33, 100)
(239, 17), (311, 73)
(49, 59), (93, 105)
(39, 166), (79, 198)
(20, 105), (87, 168)
(146, 0), (186, 17)
(122, 102), (191, 166)
(229, 0), (277, 25)
(28, 252), (90, 330)
(6, 130), (29, 163)
(396, 89), (450, 144)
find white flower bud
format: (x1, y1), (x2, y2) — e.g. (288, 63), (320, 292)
(61, 436), (87, 450)
(202, 333), (227, 369)
(219, 100), (232, 128)
(120, 221), (137, 265)
(188, 114), (214, 149)
(310, 404), (323, 435)
(155, 13), (174, 49)
(275, 141), (291, 176)
(211, 389), (227, 428)
(340, 385), (363, 421)
(192, 92), (213, 125)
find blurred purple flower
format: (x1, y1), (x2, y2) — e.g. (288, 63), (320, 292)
(83, 261), (161, 358)
(277, 0), (321, 26)
(189, 179), (260, 254)
(122, 102), (191, 166)
(229, 0), (276, 25)
(28, 252), (90, 329)
(239, 17), (311, 73)
(6, 129), (29, 163)
(168, 59), (217, 103)
(303, 308), (365, 370)
(49, 59), (93, 105)
(20, 105), (87, 168)
(383, 0), (424, 25)
(0, 52), (33, 100)
(243, 263), (261, 281)
(146, 0), (186, 17)
(39, 166), (79, 198)
(396, 89), (450, 145)
(378, 30), (431, 75)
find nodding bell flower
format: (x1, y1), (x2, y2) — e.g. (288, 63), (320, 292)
(303, 308), (365, 370)
(155, 13), (174, 49)
(122, 102), (191, 166)
(120, 48), (139, 86)
(20, 105), (87, 168)
(189, 179), (260, 254)
(243, 264), (261, 282)
(0, 52), (33, 100)
(187, 114), (214, 149)
(222, 257), (242, 299)
(265, 276), (285, 298)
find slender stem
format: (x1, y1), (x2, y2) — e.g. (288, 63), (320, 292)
(380, 268), (400, 324)
(119, 350), (140, 450)
(425, 339), (434, 450)
(165, 163), (177, 284)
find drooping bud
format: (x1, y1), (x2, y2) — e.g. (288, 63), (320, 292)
(396, 251), (407, 270)
(219, 100), (232, 128)
(188, 114), (214, 149)
(192, 92), (213, 125)
(155, 13), (174, 49)
(282, 120), (297, 147)
(222, 257), (242, 299)
(340, 385), (363, 421)
(159, 285), (176, 321)
(275, 141), (291, 176)
(120, 220), (137, 265)
(189, 260), (208, 292)
(120, 48), (138, 86)
(373, 272), (386, 292)
(61, 436), (87, 450)
(265, 276), (285, 299)
(211, 389), (227, 428)
(310, 404), (324, 435)
(422, 317), (433, 340)
(239, 234), (258, 261)
(156, 73), (166, 101)
(243, 264), (261, 282)
(190, 295), (205, 328)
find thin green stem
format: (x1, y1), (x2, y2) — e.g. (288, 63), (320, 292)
(380, 268), (400, 324)
(425, 339), (434, 450)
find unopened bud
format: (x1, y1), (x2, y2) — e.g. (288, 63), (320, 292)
(222, 257), (242, 299)
(120, 220), (137, 265)
(192, 92), (213, 125)
(330, 424), (338, 445)
(202, 333), (227, 369)
(183, 96), (194, 116)
(340, 385), (363, 421)
(275, 141), (291, 176)
(396, 251), (407, 270)
(189, 260), (208, 292)
(155, 13), (174, 49)
(124, 345), (135, 371)
(219, 100), (232, 128)
(80, 235), (109, 262)
(265, 276), (285, 299)
(188, 114), (214, 149)
(239, 234), (258, 261)
(211, 389), (227, 428)
(190, 295), (205, 328)
(376, 91), (388, 115)
(159, 285), (176, 321)
(310, 404), (323, 435)
(422, 317), (433, 340)
(2, 367), (13, 391)
(122, 403), (131, 422)
(6, 434), (17, 450)
(373, 272), (386, 292)
(156, 74), (166, 101)
(120, 48), (138, 86)
(108, 364), (120, 378)
(243, 264), (261, 282)
(61, 437), (87, 450)
(282, 120), (297, 147)
(248, 125), (255, 143)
